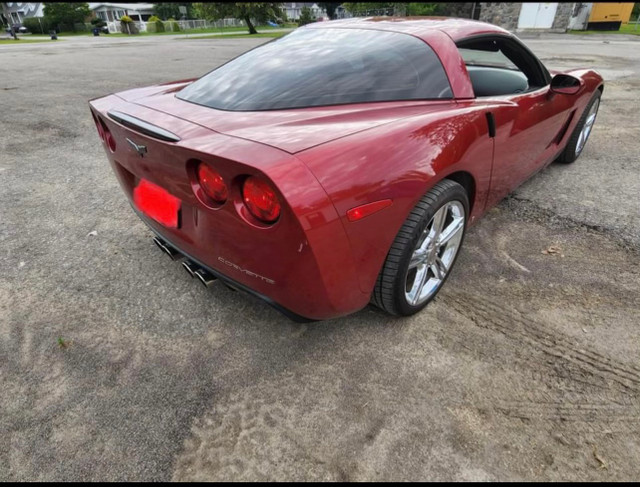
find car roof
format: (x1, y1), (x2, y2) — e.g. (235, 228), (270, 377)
(306, 16), (511, 42)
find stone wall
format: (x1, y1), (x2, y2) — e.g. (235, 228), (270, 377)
(479, 2), (523, 31)
(478, 2), (576, 33)
(551, 2), (577, 31)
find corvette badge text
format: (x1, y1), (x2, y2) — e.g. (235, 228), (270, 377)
(218, 257), (275, 285)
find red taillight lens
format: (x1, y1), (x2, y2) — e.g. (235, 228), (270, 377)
(105, 128), (116, 152)
(242, 177), (281, 223)
(197, 163), (228, 203)
(92, 113), (104, 141)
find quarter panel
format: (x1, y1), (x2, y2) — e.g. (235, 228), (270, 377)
(297, 103), (494, 294)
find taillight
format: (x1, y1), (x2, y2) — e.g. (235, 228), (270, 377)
(92, 113), (104, 141)
(242, 176), (281, 223)
(94, 114), (116, 152)
(197, 163), (228, 203)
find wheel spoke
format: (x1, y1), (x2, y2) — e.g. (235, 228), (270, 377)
(431, 205), (448, 241)
(431, 257), (447, 280)
(409, 265), (430, 305)
(408, 250), (426, 269)
(437, 216), (464, 247)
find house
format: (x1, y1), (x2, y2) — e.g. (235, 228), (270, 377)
(1, 2), (44, 25)
(88, 3), (155, 23)
(282, 2), (327, 21)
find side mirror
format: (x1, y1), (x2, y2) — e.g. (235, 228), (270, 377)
(550, 74), (582, 95)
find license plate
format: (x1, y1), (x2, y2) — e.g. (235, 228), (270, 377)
(133, 179), (181, 228)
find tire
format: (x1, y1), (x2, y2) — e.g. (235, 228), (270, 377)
(557, 90), (601, 164)
(372, 179), (469, 316)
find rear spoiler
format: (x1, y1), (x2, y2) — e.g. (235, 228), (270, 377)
(107, 110), (181, 143)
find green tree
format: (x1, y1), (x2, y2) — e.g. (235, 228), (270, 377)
(194, 2), (283, 34)
(154, 3), (194, 20)
(318, 2), (340, 20)
(43, 2), (90, 31)
(298, 6), (314, 26)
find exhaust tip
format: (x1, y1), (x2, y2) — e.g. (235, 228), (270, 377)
(153, 237), (181, 261)
(182, 261), (197, 278)
(194, 268), (217, 287)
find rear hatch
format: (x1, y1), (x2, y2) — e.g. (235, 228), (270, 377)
(117, 81), (457, 154)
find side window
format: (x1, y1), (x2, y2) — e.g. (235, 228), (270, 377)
(457, 37), (548, 97)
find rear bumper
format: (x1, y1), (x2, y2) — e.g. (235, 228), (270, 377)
(141, 213), (315, 323)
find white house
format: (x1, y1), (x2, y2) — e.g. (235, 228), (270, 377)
(1, 2), (44, 25)
(282, 2), (327, 21)
(88, 3), (155, 23)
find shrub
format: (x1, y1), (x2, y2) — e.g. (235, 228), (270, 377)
(120, 15), (138, 34)
(23, 17), (51, 34)
(164, 17), (181, 32)
(298, 6), (315, 26)
(146, 15), (164, 33)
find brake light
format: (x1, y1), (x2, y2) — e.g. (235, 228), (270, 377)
(197, 163), (228, 203)
(92, 113), (104, 141)
(96, 116), (116, 152)
(242, 177), (281, 223)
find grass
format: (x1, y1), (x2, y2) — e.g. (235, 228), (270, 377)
(0, 37), (57, 44)
(569, 23), (640, 36)
(28, 23), (296, 38)
(181, 31), (289, 40)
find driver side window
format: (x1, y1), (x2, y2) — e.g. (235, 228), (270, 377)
(457, 37), (549, 97)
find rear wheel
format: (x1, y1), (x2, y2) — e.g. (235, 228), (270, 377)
(557, 90), (601, 164)
(372, 179), (469, 316)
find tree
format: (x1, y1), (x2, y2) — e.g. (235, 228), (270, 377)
(194, 2), (283, 34)
(154, 3), (194, 20)
(43, 2), (90, 31)
(318, 2), (340, 20)
(298, 6), (314, 26)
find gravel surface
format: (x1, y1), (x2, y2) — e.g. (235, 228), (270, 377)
(1, 32), (639, 481)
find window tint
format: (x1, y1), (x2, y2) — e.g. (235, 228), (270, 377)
(177, 28), (453, 111)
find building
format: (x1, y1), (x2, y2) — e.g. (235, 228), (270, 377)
(479, 3), (577, 33)
(1, 2), (44, 25)
(88, 3), (155, 23)
(282, 2), (327, 21)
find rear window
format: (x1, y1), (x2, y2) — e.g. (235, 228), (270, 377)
(177, 27), (453, 111)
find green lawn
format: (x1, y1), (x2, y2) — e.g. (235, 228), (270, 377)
(569, 23), (640, 36)
(0, 38), (58, 44)
(28, 23), (296, 38)
(180, 31), (289, 40)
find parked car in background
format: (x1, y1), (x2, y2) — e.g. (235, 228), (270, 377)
(5, 23), (28, 34)
(88, 17), (603, 321)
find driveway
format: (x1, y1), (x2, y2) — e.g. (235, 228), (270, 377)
(1, 33), (639, 481)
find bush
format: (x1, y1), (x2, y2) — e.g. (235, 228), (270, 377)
(120, 15), (138, 34)
(91, 17), (106, 28)
(164, 17), (181, 32)
(23, 17), (51, 34)
(146, 15), (164, 33)
(298, 6), (315, 26)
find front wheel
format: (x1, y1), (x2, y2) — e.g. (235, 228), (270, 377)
(557, 90), (601, 164)
(372, 179), (469, 316)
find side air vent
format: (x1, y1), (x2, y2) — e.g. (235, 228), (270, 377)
(107, 110), (181, 142)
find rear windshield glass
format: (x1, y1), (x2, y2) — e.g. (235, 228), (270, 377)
(177, 27), (453, 111)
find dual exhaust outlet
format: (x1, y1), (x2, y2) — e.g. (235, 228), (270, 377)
(153, 236), (217, 287)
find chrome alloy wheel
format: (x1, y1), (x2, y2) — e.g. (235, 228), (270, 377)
(575, 97), (599, 156)
(404, 200), (465, 306)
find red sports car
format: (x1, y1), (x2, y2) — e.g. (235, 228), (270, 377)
(89, 17), (603, 321)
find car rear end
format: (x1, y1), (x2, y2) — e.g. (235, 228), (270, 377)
(88, 95), (367, 321)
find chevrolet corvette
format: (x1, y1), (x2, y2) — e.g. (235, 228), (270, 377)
(88, 17), (603, 321)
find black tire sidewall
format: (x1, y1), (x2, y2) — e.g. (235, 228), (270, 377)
(560, 90), (601, 164)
